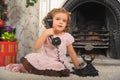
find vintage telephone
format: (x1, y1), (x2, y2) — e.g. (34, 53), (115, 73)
(45, 17), (61, 47)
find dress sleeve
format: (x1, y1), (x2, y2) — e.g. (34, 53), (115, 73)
(66, 33), (75, 46)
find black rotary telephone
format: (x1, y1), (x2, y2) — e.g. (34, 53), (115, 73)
(45, 17), (61, 46)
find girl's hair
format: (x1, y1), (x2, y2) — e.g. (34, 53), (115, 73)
(42, 8), (71, 32)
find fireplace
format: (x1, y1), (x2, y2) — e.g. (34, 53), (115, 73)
(63, 0), (120, 59)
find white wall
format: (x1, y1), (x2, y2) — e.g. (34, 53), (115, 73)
(50, 0), (67, 10)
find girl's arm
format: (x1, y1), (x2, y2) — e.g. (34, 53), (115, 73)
(34, 28), (54, 50)
(67, 44), (80, 69)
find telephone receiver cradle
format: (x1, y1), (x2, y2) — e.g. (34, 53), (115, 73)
(45, 18), (61, 46)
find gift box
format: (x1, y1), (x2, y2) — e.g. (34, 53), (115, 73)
(0, 41), (18, 66)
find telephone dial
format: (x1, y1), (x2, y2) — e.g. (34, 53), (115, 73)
(45, 17), (61, 46)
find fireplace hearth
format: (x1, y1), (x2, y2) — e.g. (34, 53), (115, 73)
(63, 0), (120, 59)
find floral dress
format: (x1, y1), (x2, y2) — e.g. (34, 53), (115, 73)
(24, 32), (74, 71)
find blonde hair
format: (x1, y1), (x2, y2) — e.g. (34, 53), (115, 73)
(42, 8), (71, 32)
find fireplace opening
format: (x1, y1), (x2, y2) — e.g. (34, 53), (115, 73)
(63, 0), (120, 59)
(71, 2), (109, 56)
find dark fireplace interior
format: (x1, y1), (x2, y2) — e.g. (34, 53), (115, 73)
(63, 0), (120, 59)
(71, 2), (108, 56)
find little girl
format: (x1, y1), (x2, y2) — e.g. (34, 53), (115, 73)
(5, 8), (84, 77)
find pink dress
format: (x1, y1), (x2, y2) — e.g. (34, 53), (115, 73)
(24, 32), (74, 71)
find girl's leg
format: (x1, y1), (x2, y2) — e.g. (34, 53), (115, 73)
(19, 63), (28, 73)
(5, 63), (14, 71)
(5, 63), (28, 73)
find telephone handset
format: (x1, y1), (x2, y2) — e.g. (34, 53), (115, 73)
(45, 17), (61, 47)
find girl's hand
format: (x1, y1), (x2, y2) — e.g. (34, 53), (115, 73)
(44, 28), (55, 37)
(34, 28), (55, 50)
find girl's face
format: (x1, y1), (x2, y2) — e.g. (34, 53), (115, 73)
(52, 13), (68, 33)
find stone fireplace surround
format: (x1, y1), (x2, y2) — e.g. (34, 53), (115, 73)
(63, 0), (120, 59)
